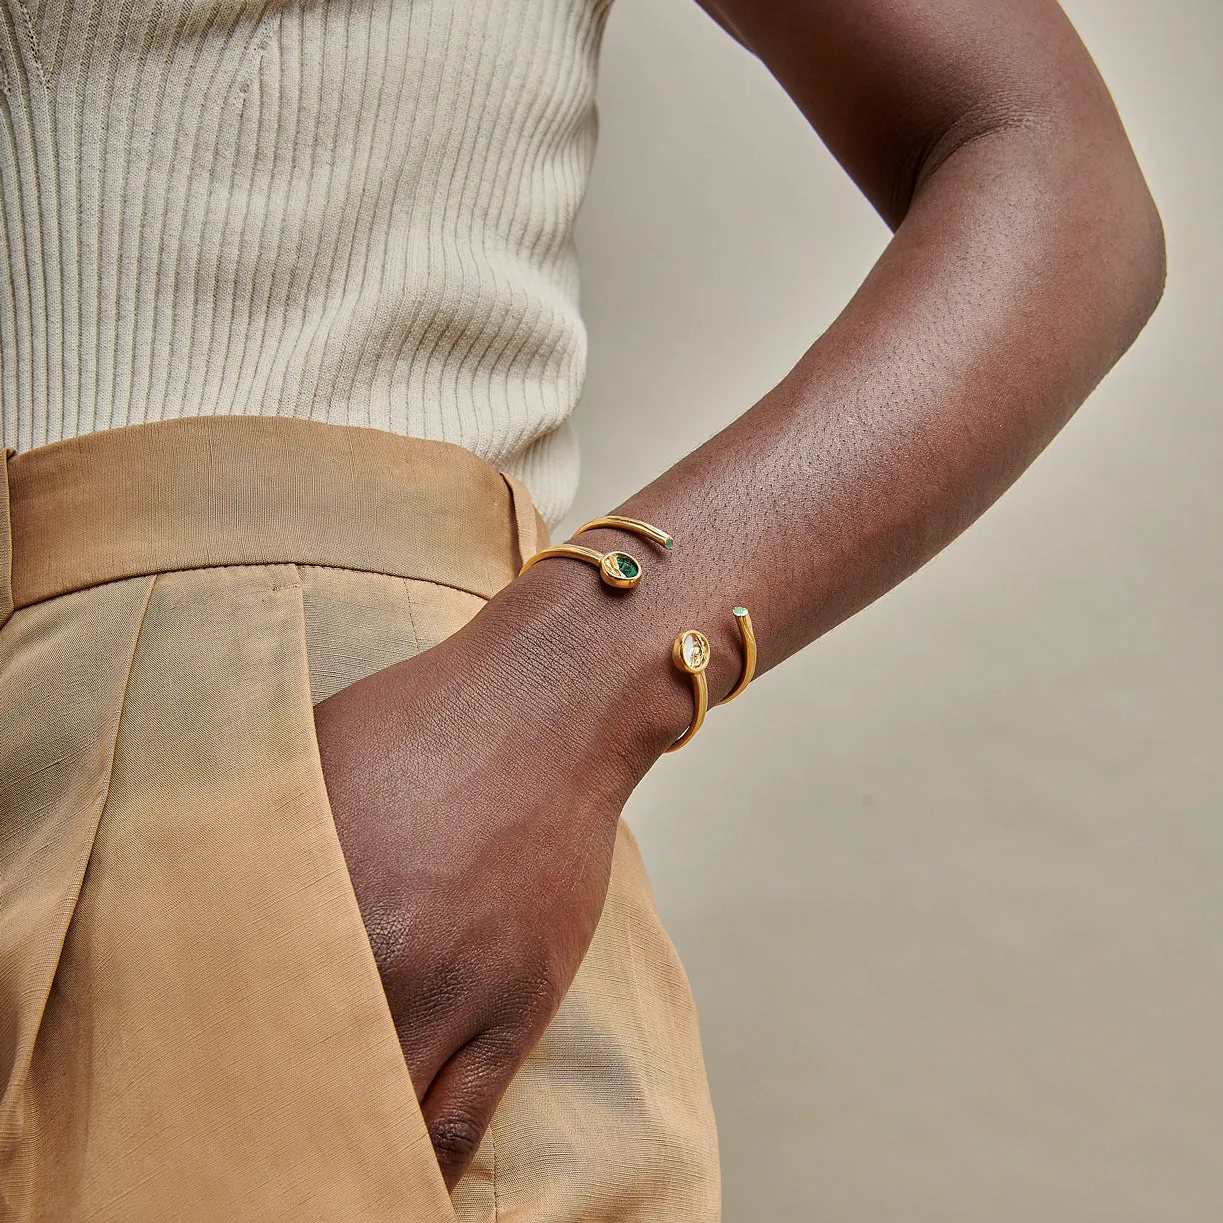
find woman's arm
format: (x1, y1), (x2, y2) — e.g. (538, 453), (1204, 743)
(315, 0), (1164, 1189)
(508, 0), (1165, 760)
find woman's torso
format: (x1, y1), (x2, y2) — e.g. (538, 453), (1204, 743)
(0, 0), (613, 525)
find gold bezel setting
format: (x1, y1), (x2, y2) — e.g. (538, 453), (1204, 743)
(673, 628), (711, 674)
(599, 550), (643, 589)
(518, 513), (671, 589)
(519, 543), (643, 588)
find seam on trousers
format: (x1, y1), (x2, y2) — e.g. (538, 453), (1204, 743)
(501, 473), (539, 570)
(290, 564), (430, 697)
(282, 567), (406, 1044)
(402, 575), (423, 658)
(0, 572), (157, 1126)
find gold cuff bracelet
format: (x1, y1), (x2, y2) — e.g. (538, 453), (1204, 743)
(665, 629), (711, 753)
(574, 515), (675, 551)
(716, 606), (757, 705)
(518, 515), (673, 589)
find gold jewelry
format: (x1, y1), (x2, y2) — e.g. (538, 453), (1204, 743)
(519, 543), (644, 589)
(518, 515), (673, 589)
(716, 606), (757, 705)
(665, 629), (711, 752)
(574, 515), (675, 552)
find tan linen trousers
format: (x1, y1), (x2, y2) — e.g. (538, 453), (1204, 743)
(0, 417), (720, 1222)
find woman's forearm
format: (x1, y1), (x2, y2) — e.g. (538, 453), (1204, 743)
(477, 106), (1164, 775)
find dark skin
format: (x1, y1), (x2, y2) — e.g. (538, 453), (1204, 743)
(314, 0), (1165, 1191)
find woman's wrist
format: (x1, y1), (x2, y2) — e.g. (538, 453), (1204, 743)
(471, 525), (747, 777)
(558, 521), (753, 714)
(480, 562), (690, 773)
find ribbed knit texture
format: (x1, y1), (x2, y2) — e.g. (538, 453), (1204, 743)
(0, 0), (613, 526)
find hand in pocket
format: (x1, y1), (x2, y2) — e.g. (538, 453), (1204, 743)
(312, 596), (639, 1191)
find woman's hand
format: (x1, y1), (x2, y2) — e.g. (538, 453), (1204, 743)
(311, 583), (660, 1190)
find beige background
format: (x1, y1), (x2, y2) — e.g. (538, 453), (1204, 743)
(565, 0), (1222, 1218)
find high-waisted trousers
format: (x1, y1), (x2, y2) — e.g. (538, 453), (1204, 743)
(0, 416), (720, 1222)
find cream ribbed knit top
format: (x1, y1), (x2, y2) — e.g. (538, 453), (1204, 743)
(0, 0), (614, 526)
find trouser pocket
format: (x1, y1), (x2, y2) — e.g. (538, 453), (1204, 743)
(3, 564), (458, 1222)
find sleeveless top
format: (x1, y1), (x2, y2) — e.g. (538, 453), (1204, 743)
(0, 0), (614, 526)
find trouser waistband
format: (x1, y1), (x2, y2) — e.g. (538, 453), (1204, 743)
(0, 417), (548, 627)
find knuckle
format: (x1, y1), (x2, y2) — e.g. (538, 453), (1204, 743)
(527, 957), (568, 1012)
(503, 961), (564, 1027)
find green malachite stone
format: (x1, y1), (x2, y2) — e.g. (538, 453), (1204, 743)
(733, 606), (748, 617)
(615, 554), (640, 579)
